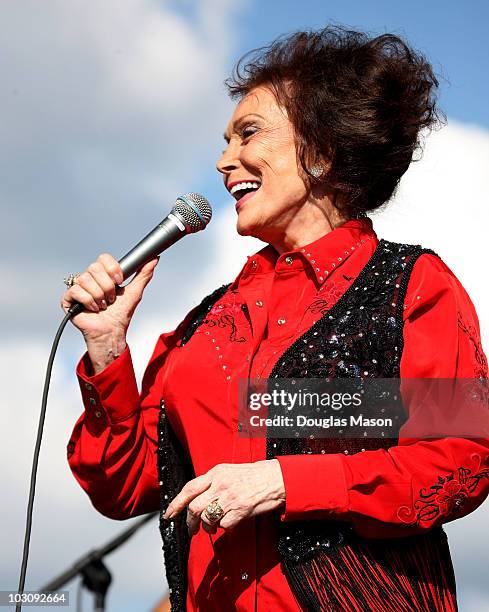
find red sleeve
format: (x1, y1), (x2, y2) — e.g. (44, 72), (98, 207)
(276, 254), (489, 537)
(67, 331), (177, 520)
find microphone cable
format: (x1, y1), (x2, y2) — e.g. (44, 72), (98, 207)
(14, 193), (212, 610)
(15, 311), (72, 612)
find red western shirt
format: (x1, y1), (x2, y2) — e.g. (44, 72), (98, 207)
(68, 217), (489, 611)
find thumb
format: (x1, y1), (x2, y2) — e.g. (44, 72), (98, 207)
(124, 257), (159, 297)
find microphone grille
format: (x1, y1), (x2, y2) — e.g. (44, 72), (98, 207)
(173, 193), (212, 233)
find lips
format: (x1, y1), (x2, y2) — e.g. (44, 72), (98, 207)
(227, 180), (262, 201)
(234, 189), (259, 210)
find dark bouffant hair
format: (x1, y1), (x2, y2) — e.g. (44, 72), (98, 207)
(225, 26), (443, 219)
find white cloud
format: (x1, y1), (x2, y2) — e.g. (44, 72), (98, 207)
(0, 0), (244, 338)
(0, 1), (248, 609)
(373, 120), (489, 347)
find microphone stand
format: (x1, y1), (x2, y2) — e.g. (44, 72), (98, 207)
(40, 512), (159, 611)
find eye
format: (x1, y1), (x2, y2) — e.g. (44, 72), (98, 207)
(241, 124), (258, 140)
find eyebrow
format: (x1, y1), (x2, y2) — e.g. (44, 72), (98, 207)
(223, 113), (265, 142)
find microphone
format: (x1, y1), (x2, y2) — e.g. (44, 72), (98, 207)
(68, 193), (212, 317)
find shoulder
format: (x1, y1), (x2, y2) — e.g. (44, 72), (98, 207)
(403, 250), (477, 321)
(399, 250), (488, 378)
(378, 240), (474, 319)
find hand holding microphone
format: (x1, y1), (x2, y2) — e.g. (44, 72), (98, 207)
(60, 193), (212, 374)
(17, 196), (213, 605)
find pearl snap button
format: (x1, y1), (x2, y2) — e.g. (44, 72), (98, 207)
(255, 300), (263, 308)
(277, 318), (286, 325)
(285, 256), (293, 265)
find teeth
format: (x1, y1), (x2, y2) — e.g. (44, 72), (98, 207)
(230, 181), (261, 196)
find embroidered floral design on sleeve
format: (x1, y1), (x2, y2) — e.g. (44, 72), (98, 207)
(457, 310), (488, 378)
(397, 455), (489, 526)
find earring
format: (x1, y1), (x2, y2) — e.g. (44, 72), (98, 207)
(309, 164), (324, 179)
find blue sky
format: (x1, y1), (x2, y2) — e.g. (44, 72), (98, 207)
(240, 0), (488, 124)
(174, 0), (489, 127)
(1, 2), (488, 611)
(175, 0), (489, 209)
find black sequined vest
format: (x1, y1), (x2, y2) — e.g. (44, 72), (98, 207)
(157, 239), (445, 611)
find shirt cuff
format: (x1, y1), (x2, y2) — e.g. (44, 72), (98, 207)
(76, 345), (140, 426)
(275, 454), (349, 521)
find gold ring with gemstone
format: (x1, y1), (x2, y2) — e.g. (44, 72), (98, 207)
(63, 273), (80, 288)
(203, 499), (224, 523)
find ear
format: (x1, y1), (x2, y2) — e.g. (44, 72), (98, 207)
(309, 164), (324, 178)
(305, 148), (331, 178)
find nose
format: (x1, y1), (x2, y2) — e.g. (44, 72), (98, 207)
(216, 140), (239, 177)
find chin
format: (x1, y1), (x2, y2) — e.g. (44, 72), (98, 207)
(235, 209), (254, 235)
(236, 219), (254, 237)
(236, 211), (265, 239)
(235, 204), (276, 242)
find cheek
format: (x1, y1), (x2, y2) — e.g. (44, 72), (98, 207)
(239, 142), (267, 170)
(263, 148), (305, 193)
(267, 172), (309, 209)
(240, 137), (297, 175)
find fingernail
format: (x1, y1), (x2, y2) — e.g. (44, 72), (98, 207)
(115, 273), (123, 284)
(108, 295), (115, 304)
(101, 299), (107, 310)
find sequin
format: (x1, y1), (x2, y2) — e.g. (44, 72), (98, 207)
(263, 239), (438, 567)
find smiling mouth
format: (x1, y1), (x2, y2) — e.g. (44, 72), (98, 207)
(229, 181), (261, 201)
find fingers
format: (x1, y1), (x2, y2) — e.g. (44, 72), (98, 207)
(124, 258), (159, 298)
(60, 253), (123, 313)
(165, 461), (285, 537)
(97, 253), (123, 285)
(187, 490), (226, 536)
(186, 503), (205, 536)
(164, 472), (212, 520)
(75, 270), (109, 310)
(61, 283), (101, 313)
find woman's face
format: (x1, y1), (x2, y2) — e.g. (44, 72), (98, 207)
(216, 86), (312, 243)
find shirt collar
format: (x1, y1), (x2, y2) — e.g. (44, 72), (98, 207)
(230, 217), (377, 289)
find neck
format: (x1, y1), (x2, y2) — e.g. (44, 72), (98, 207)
(270, 196), (348, 255)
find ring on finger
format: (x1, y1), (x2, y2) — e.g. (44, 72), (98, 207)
(203, 499), (225, 524)
(63, 273), (80, 288)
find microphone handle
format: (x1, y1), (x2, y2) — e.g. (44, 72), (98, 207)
(119, 214), (184, 277)
(68, 215), (185, 317)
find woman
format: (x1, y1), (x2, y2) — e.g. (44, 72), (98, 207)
(63, 27), (489, 611)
